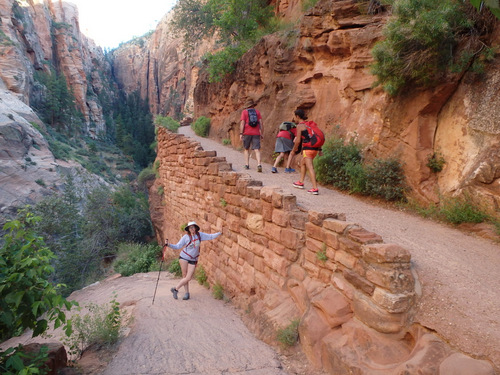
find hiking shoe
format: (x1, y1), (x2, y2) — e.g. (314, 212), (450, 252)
(183, 293), (190, 300)
(257, 165), (262, 172)
(171, 287), (178, 300)
(244, 165), (250, 170)
(293, 181), (304, 189)
(307, 188), (319, 195)
(271, 167), (278, 173)
(285, 168), (295, 173)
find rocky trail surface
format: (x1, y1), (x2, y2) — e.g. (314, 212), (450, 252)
(2, 127), (499, 374)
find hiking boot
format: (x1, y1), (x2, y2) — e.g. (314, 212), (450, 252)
(285, 168), (296, 173)
(293, 181), (304, 189)
(307, 188), (319, 195)
(244, 165), (250, 170)
(170, 287), (178, 300)
(183, 293), (190, 300)
(257, 165), (262, 172)
(271, 167), (278, 173)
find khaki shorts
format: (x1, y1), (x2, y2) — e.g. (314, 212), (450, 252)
(243, 135), (261, 150)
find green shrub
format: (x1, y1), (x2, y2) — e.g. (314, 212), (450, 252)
(315, 137), (363, 190)
(365, 158), (407, 201)
(276, 319), (300, 348)
(0, 215), (75, 374)
(153, 160), (160, 177)
(222, 138), (231, 145)
(167, 258), (182, 277)
(212, 282), (224, 300)
(204, 44), (248, 82)
(427, 152), (446, 173)
(344, 160), (368, 194)
(316, 243), (328, 262)
(440, 197), (488, 224)
(113, 243), (161, 277)
(155, 115), (180, 133)
(371, 0), (473, 95)
(35, 178), (46, 187)
(195, 265), (209, 287)
(137, 166), (156, 188)
(64, 296), (122, 360)
(191, 116), (211, 137)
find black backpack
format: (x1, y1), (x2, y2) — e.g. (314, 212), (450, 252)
(247, 108), (259, 127)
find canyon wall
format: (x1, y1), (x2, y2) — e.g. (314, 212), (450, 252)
(0, 0), (115, 221)
(153, 127), (495, 374)
(112, 0), (500, 213)
(0, 0), (115, 134)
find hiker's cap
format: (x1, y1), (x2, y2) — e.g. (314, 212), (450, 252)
(185, 221), (200, 231)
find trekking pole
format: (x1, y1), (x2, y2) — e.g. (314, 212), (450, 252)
(152, 241), (167, 305)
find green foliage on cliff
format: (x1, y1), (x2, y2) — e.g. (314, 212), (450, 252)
(191, 116), (211, 137)
(470, 0), (500, 18)
(33, 70), (83, 132)
(155, 115), (180, 133)
(170, 0), (276, 81)
(371, 0), (497, 95)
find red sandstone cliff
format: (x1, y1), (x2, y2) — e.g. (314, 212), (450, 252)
(112, 0), (500, 213)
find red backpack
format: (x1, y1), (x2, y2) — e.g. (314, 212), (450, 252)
(302, 121), (325, 150)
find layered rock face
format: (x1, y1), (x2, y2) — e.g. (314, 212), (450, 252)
(111, 0), (499, 212)
(0, 0), (115, 221)
(0, 0), (115, 134)
(190, 0), (500, 212)
(111, 13), (213, 118)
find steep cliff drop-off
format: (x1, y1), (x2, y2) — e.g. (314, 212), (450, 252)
(0, 0), (117, 221)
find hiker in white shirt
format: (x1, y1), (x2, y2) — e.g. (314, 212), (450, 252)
(164, 221), (221, 300)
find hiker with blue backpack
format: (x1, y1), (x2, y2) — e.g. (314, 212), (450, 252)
(290, 109), (325, 195)
(240, 99), (264, 172)
(164, 221), (221, 300)
(272, 121), (298, 173)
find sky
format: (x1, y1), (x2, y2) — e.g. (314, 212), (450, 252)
(69, 0), (177, 50)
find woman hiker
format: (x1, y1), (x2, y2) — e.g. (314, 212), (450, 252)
(164, 221), (222, 300)
(290, 109), (324, 195)
(271, 121), (298, 173)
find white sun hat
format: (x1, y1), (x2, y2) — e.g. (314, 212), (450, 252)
(185, 221), (200, 232)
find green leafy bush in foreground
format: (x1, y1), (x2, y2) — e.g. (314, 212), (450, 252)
(65, 296), (122, 360)
(0, 215), (75, 374)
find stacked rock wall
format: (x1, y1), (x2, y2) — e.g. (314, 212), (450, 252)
(154, 128), (495, 374)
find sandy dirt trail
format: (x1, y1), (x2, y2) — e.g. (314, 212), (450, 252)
(177, 126), (500, 370)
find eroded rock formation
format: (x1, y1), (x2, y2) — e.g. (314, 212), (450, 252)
(111, 0), (500, 214)
(0, 0), (115, 221)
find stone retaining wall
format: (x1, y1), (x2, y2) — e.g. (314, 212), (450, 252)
(153, 129), (495, 374)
